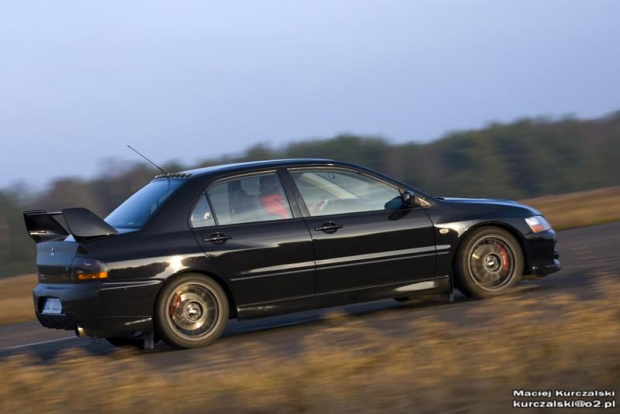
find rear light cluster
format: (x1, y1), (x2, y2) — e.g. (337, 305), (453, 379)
(72, 258), (108, 281)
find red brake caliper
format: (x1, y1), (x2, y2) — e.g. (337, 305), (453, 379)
(170, 294), (181, 317)
(498, 246), (510, 272)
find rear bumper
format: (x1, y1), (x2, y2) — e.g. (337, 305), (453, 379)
(33, 280), (161, 338)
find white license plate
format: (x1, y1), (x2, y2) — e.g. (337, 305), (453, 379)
(42, 298), (62, 315)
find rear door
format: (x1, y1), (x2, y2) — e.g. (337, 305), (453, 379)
(286, 167), (436, 293)
(190, 170), (315, 305)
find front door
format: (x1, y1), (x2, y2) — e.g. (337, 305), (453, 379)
(287, 167), (436, 293)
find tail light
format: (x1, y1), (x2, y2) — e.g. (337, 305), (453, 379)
(71, 258), (108, 281)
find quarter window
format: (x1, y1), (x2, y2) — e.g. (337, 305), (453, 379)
(190, 194), (215, 228)
(290, 169), (400, 216)
(206, 172), (292, 226)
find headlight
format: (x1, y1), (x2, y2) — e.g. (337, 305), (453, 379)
(525, 216), (552, 233)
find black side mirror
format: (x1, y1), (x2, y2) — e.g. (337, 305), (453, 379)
(401, 190), (415, 207)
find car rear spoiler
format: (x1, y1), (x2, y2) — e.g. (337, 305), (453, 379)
(24, 208), (118, 243)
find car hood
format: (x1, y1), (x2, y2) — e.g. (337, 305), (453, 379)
(436, 197), (541, 215)
(437, 197), (518, 206)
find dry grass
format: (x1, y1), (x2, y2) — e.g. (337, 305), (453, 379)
(1, 275), (619, 413)
(521, 186), (620, 230)
(0, 274), (36, 325)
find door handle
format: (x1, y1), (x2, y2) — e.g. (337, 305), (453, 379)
(314, 222), (343, 233)
(204, 232), (232, 243)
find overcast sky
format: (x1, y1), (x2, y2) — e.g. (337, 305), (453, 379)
(1, 0), (619, 190)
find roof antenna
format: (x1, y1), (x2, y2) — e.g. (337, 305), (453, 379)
(127, 145), (168, 177)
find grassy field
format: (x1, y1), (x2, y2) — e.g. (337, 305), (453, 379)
(522, 186), (620, 230)
(0, 274), (36, 325)
(1, 274), (618, 413)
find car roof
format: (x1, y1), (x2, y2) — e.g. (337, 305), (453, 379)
(179, 158), (339, 178)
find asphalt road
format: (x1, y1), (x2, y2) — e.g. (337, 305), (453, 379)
(1, 222), (618, 367)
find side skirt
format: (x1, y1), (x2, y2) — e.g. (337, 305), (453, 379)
(236, 276), (451, 320)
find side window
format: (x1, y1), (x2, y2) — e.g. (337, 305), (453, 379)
(190, 194), (215, 228)
(290, 169), (400, 216)
(207, 172), (293, 225)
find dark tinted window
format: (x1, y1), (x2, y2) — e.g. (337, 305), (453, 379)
(106, 179), (184, 229)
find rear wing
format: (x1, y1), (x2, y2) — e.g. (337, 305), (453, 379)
(24, 208), (118, 243)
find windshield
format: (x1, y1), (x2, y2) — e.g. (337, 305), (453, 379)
(105, 179), (185, 229)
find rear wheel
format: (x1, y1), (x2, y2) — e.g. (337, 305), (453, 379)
(454, 227), (523, 298)
(155, 274), (229, 349)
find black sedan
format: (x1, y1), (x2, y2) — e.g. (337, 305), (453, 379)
(24, 159), (560, 349)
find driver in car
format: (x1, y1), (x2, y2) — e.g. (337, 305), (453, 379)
(258, 175), (290, 219)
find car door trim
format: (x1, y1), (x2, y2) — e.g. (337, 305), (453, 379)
(230, 261), (316, 280)
(315, 245), (436, 269)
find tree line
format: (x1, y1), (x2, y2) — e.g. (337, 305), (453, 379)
(1, 111), (619, 277)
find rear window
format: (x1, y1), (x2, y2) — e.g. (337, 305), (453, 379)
(105, 179), (185, 229)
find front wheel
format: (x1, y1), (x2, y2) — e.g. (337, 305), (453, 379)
(155, 274), (229, 349)
(454, 227), (524, 298)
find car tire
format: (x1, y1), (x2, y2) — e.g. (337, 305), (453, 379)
(155, 273), (229, 349)
(454, 227), (523, 298)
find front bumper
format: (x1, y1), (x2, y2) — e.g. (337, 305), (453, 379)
(523, 229), (562, 278)
(531, 251), (561, 276)
(33, 280), (161, 338)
